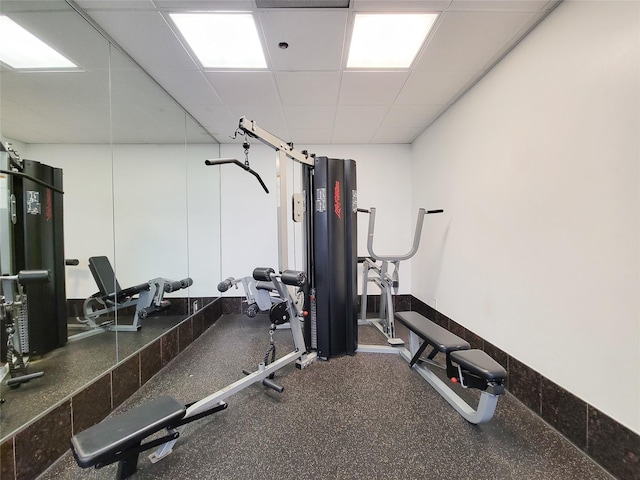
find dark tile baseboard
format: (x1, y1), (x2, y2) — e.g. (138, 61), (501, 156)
(0, 297), (222, 480)
(409, 295), (640, 480)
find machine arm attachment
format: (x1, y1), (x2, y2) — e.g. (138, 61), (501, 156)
(204, 158), (269, 194)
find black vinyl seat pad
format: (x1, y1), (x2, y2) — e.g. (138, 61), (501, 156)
(450, 349), (507, 382)
(395, 311), (470, 353)
(71, 395), (186, 468)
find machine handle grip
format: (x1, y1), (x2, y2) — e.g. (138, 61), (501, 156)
(217, 277), (234, 292)
(164, 277), (193, 293)
(65, 259), (80, 266)
(280, 270), (306, 287)
(253, 267), (275, 282)
(357, 208), (370, 213)
(427, 209), (444, 214)
(17, 269), (51, 284)
(205, 158), (269, 194)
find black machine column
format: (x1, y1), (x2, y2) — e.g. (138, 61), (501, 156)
(235, 118), (358, 361)
(2, 154), (68, 357)
(309, 156), (358, 359)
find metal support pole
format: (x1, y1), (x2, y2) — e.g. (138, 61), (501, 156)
(276, 150), (289, 272)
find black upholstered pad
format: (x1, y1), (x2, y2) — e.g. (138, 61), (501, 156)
(450, 349), (507, 381)
(395, 311), (470, 353)
(71, 395), (185, 468)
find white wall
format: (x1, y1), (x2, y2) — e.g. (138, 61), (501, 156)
(217, 142), (413, 294)
(18, 142), (412, 299)
(410, 0), (639, 433)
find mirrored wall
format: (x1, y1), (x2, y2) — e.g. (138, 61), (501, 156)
(0, 0), (221, 442)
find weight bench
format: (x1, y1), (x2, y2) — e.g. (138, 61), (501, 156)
(70, 395), (227, 479)
(395, 311), (506, 424)
(71, 256), (193, 338)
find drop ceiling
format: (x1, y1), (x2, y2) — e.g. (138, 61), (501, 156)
(0, 0), (560, 145)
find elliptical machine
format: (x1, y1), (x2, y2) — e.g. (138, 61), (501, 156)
(358, 207), (443, 345)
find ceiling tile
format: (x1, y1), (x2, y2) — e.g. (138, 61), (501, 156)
(380, 104), (443, 128)
(205, 72), (280, 105)
(151, 70), (223, 109)
(395, 70), (479, 105)
(331, 128), (375, 144)
(449, 1), (553, 12)
(415, 11), (537, 71)
(352, 1), (450, 12)
(275, 72), (341, 105)
(334, 105), (389, 130)
(371, 127), (423, 144)
(283, 106), (336, 129)
(338, 71), (409, 106)
(259, 10), (348, 71)
(88, 11), (200, 71)
(288, 129), (333, 145)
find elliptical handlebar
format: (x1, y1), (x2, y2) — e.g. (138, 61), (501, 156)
(363, 207), (443, 262)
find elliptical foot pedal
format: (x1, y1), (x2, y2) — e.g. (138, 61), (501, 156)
(387, 337), (404, 346)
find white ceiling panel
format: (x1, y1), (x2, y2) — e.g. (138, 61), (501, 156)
(352, 1), (450, 12)
(87, 10), (199, 70)
(75, 1), (156, 10)
(205, 72), (280, 106)
(449, 1), (555, 12)
(395, 70), (479, 105)
(331, 127), (375, 144)
(338, 72), (409, 106)
(334, 105), (388, 132)
(380, 104), (443, 129)
(415, 11), (537, 71)
(259, 10), (348, 71)
(8, 10), (112, 71)
(275, 72), (341, 106)
(283, 106), (337, 129)
(151, 70), (223, 109)
(288, 128), (334, 145)
(0, 0), (559, 145)
(372, 127), (423, 144)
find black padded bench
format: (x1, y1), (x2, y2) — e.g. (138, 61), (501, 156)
(395, 311), (506, 394)
(395, 311), (470, 366)
(89, 255), (150, 302)
(71, 395), (186, 479)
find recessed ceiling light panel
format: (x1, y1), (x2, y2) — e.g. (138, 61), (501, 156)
(347, 13), (438, 69)
(170, 13), (267, 69)
(0, 15), (77, 70)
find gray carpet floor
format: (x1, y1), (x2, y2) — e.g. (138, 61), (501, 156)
(39, 314), (613, 480)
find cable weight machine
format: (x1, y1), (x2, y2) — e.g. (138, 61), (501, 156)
(209, 117), (359, 359)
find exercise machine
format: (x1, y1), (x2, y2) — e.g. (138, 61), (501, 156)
(70, 267), (314, 479)
(0, 143), (68, 357)
(0, 270), (49, 389)
(69, 256), (193, 340)
(358, 310), (507, 424)
(1, 143), (68, 362)
(209, 117), (358, 359)
(358, 207), (443, 345)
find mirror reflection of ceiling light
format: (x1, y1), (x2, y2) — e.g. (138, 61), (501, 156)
(170, 13), (267, 69)
(347, 13), (438, 69)
(0, 15), (78, 70)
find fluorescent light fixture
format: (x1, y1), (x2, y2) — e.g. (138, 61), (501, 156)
(0, 15), (77, 69)
(170, 13), (267, 69)
(347, 13), (438, 68)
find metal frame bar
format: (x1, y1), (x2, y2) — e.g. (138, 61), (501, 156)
(357, 331), (500, 424)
